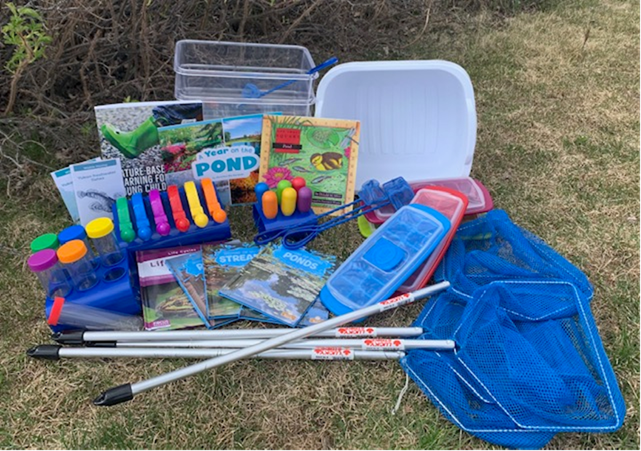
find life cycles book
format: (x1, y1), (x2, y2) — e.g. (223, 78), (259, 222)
(136, 245), (206, 331)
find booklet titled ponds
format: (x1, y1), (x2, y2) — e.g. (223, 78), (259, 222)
(219, 243), (337, 327)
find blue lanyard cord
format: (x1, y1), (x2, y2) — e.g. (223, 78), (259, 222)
(253, 198), (389, 247)
(281, 201), (389, 249)
(253, 200), (356, 246)
(254, 197), (376, 246)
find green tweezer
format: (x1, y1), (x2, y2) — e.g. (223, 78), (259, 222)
(116, 197), (136, 243)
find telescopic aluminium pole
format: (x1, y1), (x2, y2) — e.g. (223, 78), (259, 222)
(113, 338), (455, 350)
(52, 327), (425, 345)
(93, 281), (450, 406)
(28, 345), (405, 361)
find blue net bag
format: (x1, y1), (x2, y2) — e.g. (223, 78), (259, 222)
(401, 211), (625, 449)
(434, 210), (594, 304)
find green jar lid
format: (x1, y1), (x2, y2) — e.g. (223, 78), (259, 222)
(30, 233), (60, 253)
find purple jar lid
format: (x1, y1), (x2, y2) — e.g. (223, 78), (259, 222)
(28, 249), (58, 272)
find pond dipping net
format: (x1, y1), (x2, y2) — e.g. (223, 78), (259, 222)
(400, 210), (625, 449)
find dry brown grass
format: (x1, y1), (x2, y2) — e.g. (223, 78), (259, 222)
(0, 0), (542, 194)
(0, 0), (535, 115)
(0, 0), (638, 449)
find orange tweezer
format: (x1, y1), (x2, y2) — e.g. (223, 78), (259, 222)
(200, 178), (227, 223)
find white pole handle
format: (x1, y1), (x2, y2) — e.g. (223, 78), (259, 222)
(115, 338), (455, 351)
(53, 327), (425, 344)
(30, 345), (405, 361)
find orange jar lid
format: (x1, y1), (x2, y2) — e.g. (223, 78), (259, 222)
(56, 239), (87, 264)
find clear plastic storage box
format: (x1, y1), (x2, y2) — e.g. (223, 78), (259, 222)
(397, 187), (468, 293)
(365, 176), (493, 223)
(174, 40), (317, 118)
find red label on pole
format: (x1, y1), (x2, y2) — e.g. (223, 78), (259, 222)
(379, 293), (412, 312)
(311, 347), (354, 360)
(335, 327), (377, 338)
(362, 339), (405, 350)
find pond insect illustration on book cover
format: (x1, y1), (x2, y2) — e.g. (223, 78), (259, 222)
(136, 246), (204, 331)
(259, 115), (360, 215)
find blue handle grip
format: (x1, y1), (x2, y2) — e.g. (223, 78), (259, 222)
(259, 56), (338, 98)
(131, 193), (152, 241)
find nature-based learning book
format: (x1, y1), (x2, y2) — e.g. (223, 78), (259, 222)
(95, 100), (203, 196)
(50, 157), (100, 223)
(219, 243), (337, 327)
(136, 245), (206, 331)
(202, 241), (261, 320)
(259, 115), (360, 215)
(165, 251), (212, 327)
(70, 158), (126, 226)
(157, 113), (278, 206)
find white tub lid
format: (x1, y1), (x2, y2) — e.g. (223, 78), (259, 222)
(315, 60), (476, 190)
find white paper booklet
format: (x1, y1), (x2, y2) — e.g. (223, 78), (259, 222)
(70, 158), (126, 225)
(50, 157), (100, 223)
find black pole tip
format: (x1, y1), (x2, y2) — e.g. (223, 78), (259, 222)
(93, 384), (134, 406)
(50, 330), (85, 345)
(26, 345), (61, 360)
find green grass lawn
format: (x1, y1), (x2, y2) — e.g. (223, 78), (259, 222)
(1, 0), (638, 448)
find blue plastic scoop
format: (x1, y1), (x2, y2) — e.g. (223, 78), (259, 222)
(242, 57), (338, 99)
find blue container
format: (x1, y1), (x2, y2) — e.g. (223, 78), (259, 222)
(320, 204), (450, 316)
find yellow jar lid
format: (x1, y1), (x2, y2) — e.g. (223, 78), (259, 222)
(57, 240), (87, 263)
(86, 217), (114, 239)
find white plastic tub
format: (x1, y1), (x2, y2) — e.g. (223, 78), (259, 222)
(174, 40), (317, 118)
(315, 61), (476, 190)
